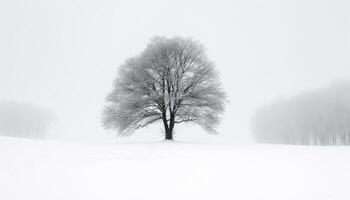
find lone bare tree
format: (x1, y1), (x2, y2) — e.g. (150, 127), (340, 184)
(103, 36), (226, 140)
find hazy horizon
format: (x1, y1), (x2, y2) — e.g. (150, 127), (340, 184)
(1, 0), (349, 143)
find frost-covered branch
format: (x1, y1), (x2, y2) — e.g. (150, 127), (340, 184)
(103, 36), (226, 139)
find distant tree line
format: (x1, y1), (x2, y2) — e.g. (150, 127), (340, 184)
(252, 81), (350, 145)
(0, 101), (54, 139)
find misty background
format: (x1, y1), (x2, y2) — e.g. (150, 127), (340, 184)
(0, 0), (349, 143)
(252, 81), (350, 145)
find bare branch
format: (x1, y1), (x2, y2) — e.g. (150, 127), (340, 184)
(102, 36), (226, 137)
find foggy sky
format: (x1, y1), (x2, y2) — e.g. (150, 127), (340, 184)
(0, 0), (349, 143)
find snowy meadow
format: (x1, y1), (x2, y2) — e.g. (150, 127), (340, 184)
(1, 137), (350, 200)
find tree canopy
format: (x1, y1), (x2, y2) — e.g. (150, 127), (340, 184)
(103, 36), (226, 140)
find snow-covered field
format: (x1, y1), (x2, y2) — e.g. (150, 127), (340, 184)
(0, 137), (349, 200)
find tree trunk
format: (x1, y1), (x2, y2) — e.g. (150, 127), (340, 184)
(162, 115), (173, 140)
(165, 113), (175, 140)
(165, 128), (173, 140)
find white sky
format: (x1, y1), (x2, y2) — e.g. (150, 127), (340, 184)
(0, 0), (349, 143)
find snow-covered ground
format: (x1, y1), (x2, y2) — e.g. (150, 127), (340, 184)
(0, 136), (349, 200)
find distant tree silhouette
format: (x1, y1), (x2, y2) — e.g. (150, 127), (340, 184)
(252, 81), (350, 145)
(0, 101), (54, 139)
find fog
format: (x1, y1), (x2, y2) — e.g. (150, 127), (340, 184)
(252, 81), (350, 145)
(0, 101), (54, 138)
(0, 0), (349, 143)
